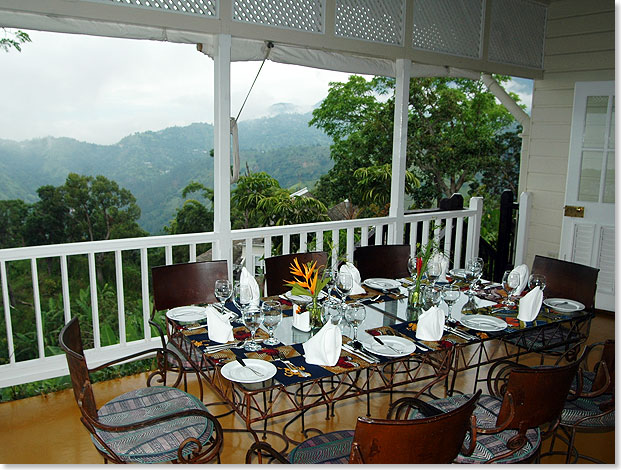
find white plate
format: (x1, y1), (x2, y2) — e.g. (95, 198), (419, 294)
(166, 305), (207, 323)
(284, 290), (326, 304)
(363, 278), (401, 292)
(543, 298), (585, 313)
(363, 335), (416, 357)
(460, 314), (507, 332)
(449, 268), (468, 279)
(220, 359), (277, 384)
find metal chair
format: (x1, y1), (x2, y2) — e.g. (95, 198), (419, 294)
(246, 390), (481, 464)
(264, 251), (328, 296)
(59, 316), (223, 464)
(353, 244), (410, 280)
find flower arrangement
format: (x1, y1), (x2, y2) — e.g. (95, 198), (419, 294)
(285, 258), (329, 329)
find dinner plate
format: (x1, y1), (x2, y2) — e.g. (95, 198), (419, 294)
(166, 305), (207, 323)
(543, 298), (585, 313)
(363, 278), (401, 292)
(363, 335), (416, 357)
(220, 358), (277, 384)
(460, 314), (507, 332)
(284, 290), (327, 304)
(448, 268), (468, 280)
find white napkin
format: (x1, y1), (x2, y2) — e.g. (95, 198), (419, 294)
(303, 322), (342, 366)
(292, 304), (311, 332)
(518, 286), (543, 322)
(206, 305), (234, 343)
(416, 306), (445, 341)
(240, 266), (261, 307)
(339, 262), (366, 295)
(510, 264), (530, 296)
(432, 253), (450, 283)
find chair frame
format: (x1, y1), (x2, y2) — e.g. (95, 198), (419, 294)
(59, 316), (224, 464)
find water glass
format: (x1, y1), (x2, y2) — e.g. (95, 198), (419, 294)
(502, 270), (520, 306)
(407, 256), (418, 278)
(343, 301), (366, 349)
(322, 298), (343, 327)
(528, 274), (546, 296)
(325, 268), (338, 298)
(232, 281), (252, 323)
(336, 271), (353, 302)
(466, 257), (484, 291)
(261, 300), (282, 345)
(215, 279), (232, 309)
(242, 306), (264, 351)
(442, 284), (460, 322)
(422, 284), (442, 309)
(426, 258), (443, 286)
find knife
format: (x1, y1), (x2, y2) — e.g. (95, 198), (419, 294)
(342, 343), (379, 363)
(236, 357), (262, 376)
(373, 336), (405, 354)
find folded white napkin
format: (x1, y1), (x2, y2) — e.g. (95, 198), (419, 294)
(292, 304), (311, 332)
(432, 253), (450, 283)
(240, 266), (261, 307)
(206, 305), (234, 343)
(416, 306), (445, 341)
(511, 264), (530, 296)
(518, 286), (543, 322)
(339, 262), (366, 295)
(303, 322), (342, 366)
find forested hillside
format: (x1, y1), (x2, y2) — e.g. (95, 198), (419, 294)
(0, 112), (332, 233)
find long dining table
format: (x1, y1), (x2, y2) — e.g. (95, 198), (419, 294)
(166, 279), (593, 451)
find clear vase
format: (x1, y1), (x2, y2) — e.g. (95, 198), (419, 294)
(308, 298), (324, 333)
(407, 285), (423, 321)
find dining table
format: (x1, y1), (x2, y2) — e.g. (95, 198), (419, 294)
(165, 276), (593, 452)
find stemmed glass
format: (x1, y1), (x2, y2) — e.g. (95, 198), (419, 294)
(214, 279), (232, 312)
(422, 284), (442, 309)
(502, 270), (520, 306)
(344, 301), (366, 349)
(442, 284), (460, 323)
(322, 298), (343, 327)
(426, 258), (443, 287)
(335, 271), (353, 304)
(325, 268), (338, 299)
(466, 257), (484, 293)
(407, 256), (418, 278)
(232, 281), (252, 324)
(261, 300), (282, 345)
(242, 306), (264, 351)
(528, 274), (546, 296)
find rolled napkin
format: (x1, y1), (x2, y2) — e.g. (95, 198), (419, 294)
(339, 262), (367, 295)
(518, 286), (543, 322)
(240, 266), (261, 307)
(206, 305), (234, 343)
(510, 264), (530, 296)
(432, 253), (450, 283)
(292, 304), (311, 332)
(303, 322), (342, 366)
(416, 306), (445, 341)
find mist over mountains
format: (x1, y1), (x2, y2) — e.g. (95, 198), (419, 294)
(0, 112), (333, 234)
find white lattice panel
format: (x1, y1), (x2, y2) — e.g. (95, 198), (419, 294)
(90, 0), (217, 16)
(335, 0), (404, 46)
(411, 0), (483, 58)
(233, 0), (324, 33)
(571, 223), (595, 267)
(488, 0), (546, 69)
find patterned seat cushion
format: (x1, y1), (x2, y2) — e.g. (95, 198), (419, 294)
(288, 430), (355, 464)
(93, 386), (214, 463)
(561, 394), (615, 428)
(408, 394), (540, 464)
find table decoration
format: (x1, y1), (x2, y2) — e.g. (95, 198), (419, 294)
(285, 257), (329, 331)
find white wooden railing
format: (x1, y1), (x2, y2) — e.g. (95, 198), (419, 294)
(0, 198), (482, 388)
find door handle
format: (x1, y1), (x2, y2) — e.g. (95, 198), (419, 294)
(564, 205), (585, 218)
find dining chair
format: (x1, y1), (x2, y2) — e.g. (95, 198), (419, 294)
(353, 244), (410, 280)
(264, 251), (328, 296)
(59, 316), (224, 464)
(403, 360), (581, 463)
(544, 339), (615, 463)
(150, 260), (229, 400)
(245, 390), (481, 464)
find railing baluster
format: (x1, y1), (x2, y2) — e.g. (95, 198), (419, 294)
(331, 229), (339, 268)
(374, 225), (382, 245)
(1, 260), (14, 364)
(433, 218), (441, 245)
(300, 232), (308, 253)
(165, 245), (173, 265)
(60, 255), (71, 324)
(455, 217), (464, 268)
(88, 252), (100, 349)
(410, 221), (418, 253)
(264, 235), (272, 265)
(444, 218), (454, 257)
(189, 243), (197, 262)
(30, 258), (44, 359)
(115, 250), (126, 345)
(361, 226), (369, 247)
(283, 234), (290, 255)
(422, 220), (430, 248)
(315, 230), (323, 251)
(245, 238), (253, 274)
(346, 227), (355, 262)
(140, 247), (150, 340)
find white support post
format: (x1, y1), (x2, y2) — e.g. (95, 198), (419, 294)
(514, 191), (532, 266)
(465, 197), (483, 261)
(213, 34), (232, 264)
(389, 59), (411, 244)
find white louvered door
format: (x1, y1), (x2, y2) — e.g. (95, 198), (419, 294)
(560, 81), (615, 311)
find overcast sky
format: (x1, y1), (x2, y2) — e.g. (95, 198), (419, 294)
(0, 29), (533, 145)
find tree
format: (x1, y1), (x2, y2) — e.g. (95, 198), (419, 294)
(0, 28), (31, 53)
(24, 185), (68, 246)
(231, 172), (282, 229)
(0, 200), (30, 248)
(165, 181), (214, 234)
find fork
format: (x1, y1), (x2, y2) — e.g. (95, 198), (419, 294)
(236, 357), (262, 376)
(278, 352), (311, 378)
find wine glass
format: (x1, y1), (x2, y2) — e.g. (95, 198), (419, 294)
(528, 274), (546, 296)
(335, 271), (353, 303)
(407, 256), (418, 278)
(242, 306), (264, 351)
(232, 281), (252, 323)
(344, 301), (366, 349)
(322, 298), (343, 327)
(426, 258), (443, 287)
(422, 284), (442, 309)
(466, 257), (484, 292)
(502, 270), (520, 306)
(325, 268), (338, 298)
(214, 279), (232, 312)
(261, 300), (282, 346)
(442, 284), (461, 323)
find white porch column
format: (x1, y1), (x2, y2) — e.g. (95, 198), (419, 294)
(388, 58), (411, 244)
(213, 34), (232, 264)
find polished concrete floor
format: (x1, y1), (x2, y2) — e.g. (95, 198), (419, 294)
(0, 313), (614, 464)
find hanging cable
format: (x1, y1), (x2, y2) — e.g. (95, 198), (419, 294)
(234, 41), (274, 121)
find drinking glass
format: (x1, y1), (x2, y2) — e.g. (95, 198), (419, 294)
(442, 284), (460, 323)
(214, 279), (232, 312)
(502, 270), (520, 306)
(242, 306), (264, 351)
(422, 284), (442, 309)
(407, 256), (418, 278)
(261, 300), (282, 345)
(232, 281), (252, 323)
(336, 271), (353, 303)
(325, 268), (338, 298)
(344, 301), (366, 349)
(466, 257), (484, 292)
(322, 298), (343, 327)
(426, 258), (443, 287)
(528, 274), (546, 296)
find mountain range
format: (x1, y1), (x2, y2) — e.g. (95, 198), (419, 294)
(0, 112), (333, 233)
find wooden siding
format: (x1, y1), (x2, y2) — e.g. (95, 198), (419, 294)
(522, 0), (615, 266)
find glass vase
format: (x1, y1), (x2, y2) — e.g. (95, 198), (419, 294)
(308, 297), (324, 332)
(407, 285), (423, 321)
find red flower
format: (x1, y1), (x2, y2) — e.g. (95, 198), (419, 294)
(416, 257), (423, 276)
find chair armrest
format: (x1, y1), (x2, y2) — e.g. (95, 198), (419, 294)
(475, 392), (516, 435)
(349, 442), (365, 464)
(245, 442), (290, 464)
(461, 415), (477, 456)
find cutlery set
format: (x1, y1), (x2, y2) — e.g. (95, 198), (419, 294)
(444, 326), (478, 341)
(278, 352), (311, 377)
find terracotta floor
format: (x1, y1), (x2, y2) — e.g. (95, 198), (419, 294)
(0, 313), (614, 464)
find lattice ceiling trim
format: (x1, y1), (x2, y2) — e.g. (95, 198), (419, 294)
(335, 0), (404, 46)
(233, 0), (324, 33)
(87, 0), (217, 16)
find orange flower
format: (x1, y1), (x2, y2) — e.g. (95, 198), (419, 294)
(285, 258), (326, 297)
